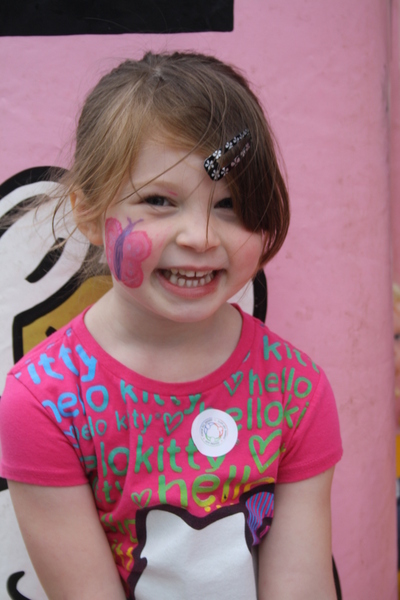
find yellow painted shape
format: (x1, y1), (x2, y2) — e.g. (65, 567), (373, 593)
(22, 276), (112, 354)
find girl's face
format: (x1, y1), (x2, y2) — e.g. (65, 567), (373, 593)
(97, 136), (263, 325)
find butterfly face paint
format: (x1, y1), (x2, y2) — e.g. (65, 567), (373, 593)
(105, 218), (152, 288)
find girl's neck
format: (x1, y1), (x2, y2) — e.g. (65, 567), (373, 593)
(84, 290), (243, 383)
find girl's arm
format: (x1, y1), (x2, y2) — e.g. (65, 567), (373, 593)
(258, 467), (337, 600)
(8, 481), (127, 600)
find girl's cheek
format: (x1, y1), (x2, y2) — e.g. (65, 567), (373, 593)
(105, 217), (152, 288)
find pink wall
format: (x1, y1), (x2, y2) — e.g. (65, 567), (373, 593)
(0, 1), (397, 598)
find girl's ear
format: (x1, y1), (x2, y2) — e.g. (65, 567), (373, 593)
(70, 192), (103, 246)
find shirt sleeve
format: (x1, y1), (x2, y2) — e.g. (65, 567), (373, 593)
(277, 368), (342, 483)
(0, 374), (88, 486)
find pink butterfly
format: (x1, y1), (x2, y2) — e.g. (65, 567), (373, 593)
(105, 218), (151, 288)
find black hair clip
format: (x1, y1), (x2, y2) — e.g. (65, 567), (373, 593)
(204, 128), (251, 182)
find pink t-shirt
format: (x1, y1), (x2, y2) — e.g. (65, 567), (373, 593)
(0, 307), (342, 599)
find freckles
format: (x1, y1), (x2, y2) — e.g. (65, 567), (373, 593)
(105, 217), (152, 288)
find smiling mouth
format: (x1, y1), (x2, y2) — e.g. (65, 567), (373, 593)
(161, 268), (217, 288)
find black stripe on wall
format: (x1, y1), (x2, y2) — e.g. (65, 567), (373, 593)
(0, 0), (234, 36)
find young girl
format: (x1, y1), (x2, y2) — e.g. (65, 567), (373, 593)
(0, 52), (342, 600)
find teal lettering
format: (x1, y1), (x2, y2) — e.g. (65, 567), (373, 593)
(120, 380), (138, 404)
(115, 411), (128, 431)
(108, 447), (129, 476)
(154, 394), (165, 406)
(141, 413), (152, 434)
(81, 424), (91, 440)
(86, 385), (109, 412)
(284, 343), (293, 359)
(184, 394), (202, 415)
(294, 377), (312, 398)
(95, 419), (107, 436)
(293, 349), (307, 366)
(132, 409), (139, 428)
(263, 335), (282, 361)
(265, 373), (279, 392)
(249, 369), (262, 395)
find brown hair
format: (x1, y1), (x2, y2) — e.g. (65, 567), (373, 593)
(57, 51), (290, 266)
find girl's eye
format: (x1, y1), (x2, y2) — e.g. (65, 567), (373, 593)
(215, 197), (234, 209)
(144, 195), (171, 207)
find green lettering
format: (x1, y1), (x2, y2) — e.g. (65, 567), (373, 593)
(184, 394), (202, 415)
(102, 480), (116, 504)
(158, 475), (188, 507)
(192, 474), (220, 508)
(264, 401), (283, 427)
(157, 437), (164, 471)
(206, 455), (225, 473)
(185, 438), (200, 470)
(108, 446), (129, 476)
(167, 438), (182, 473)
(134, 435), (153, 473)
(283, 394), (299, 428)
(294, 377), (312, 398)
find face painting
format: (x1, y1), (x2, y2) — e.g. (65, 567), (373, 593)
(105, 217), (152, 288)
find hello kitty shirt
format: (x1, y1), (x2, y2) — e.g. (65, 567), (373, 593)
(0, 306), (342, 599)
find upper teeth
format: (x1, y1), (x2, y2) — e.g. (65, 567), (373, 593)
(170, 268), (210, 277)
(164, 268), (215, 287)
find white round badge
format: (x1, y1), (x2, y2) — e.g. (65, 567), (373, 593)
(191, 408), (238, 457)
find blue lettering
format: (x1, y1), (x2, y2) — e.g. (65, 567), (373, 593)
(42, 400), (62, 423)
(76, 345), (97, 382)
(58, 392), (79, 418)
(38, 354), (64, 380)
(59, 345), (79, 375)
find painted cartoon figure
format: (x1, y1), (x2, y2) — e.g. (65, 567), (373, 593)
(0, 52), (342, 600)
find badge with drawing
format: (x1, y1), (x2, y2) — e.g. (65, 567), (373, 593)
(0, 166), (267, 600)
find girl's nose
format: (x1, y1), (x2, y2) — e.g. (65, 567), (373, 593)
(175, 209), (220, 252)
